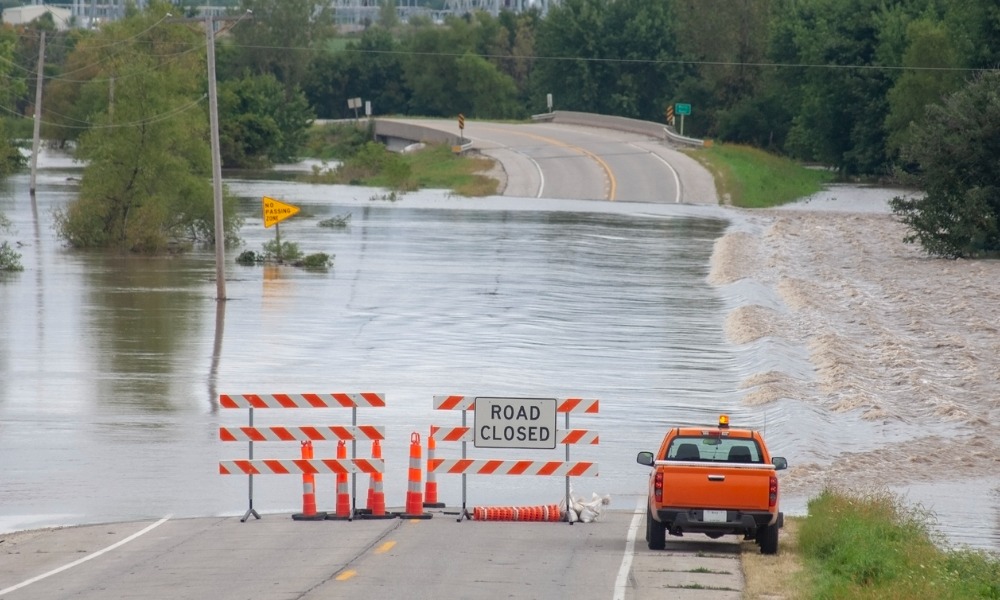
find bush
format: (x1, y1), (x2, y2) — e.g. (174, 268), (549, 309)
(891, 71), (1000, 258)
(0, 241), (23, 272)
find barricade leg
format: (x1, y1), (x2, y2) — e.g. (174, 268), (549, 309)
(292, 441), (327, 521)
(400, 432), (432, 519)
(358, 439), (395, 519)
(327, 440), (353, 521)
(423, 428), (445, 508)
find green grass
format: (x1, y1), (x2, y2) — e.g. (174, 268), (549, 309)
(398, 144), (498, 196)
(688, 143), (834, 208)
(798, 489), (1000, 600)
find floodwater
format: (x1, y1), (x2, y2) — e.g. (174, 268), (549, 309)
(1, 151), (996, 552)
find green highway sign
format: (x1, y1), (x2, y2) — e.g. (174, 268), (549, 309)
(675, 103), (691, 116)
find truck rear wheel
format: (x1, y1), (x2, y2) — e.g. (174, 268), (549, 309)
(646, 506), (666, 550)
(759, 523), (779, 555)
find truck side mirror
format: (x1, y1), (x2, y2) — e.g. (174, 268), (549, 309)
(772, 457), (788, 471)
(636, 451), (654, 466)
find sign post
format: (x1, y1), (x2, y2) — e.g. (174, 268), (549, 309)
(262, 196), (300, 262)
(675, 103), (691, 136)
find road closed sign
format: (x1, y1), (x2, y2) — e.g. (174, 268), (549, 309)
(474, 397), (557, 449)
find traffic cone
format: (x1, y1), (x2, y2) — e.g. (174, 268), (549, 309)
(292, 441), (327, 521)
(423, 427), (445, 508)
(358, 439), (394, 519)
(327, 440), (352, 521)
(400, 432), (432, 519)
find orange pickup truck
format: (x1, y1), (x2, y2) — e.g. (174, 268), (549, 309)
(636, 414), (788, 554)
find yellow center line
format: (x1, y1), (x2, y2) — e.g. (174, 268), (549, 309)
(335, 570), (357, 581)
(375, 541), (396, 554)
(479, 126), (617, 201)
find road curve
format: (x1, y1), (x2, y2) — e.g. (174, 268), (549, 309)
(381, 118), (720, 205)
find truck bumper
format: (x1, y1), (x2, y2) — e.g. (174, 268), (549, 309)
(656, 508), (780, 538)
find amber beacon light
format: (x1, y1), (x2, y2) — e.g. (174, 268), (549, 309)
(718, 414), (730, 429)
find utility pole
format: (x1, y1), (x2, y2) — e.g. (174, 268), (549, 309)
(206, 15), (226, 301)
(171, 10), (251, 301)
(29, 31), (44, 197)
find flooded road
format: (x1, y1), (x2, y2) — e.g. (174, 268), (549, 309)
(1, 153), (997, 551)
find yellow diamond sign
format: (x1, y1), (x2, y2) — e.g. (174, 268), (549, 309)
(262, 196), (300, 228)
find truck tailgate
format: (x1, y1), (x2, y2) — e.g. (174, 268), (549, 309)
(657, 462), (773, 511)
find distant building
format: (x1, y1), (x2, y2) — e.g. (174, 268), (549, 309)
(2, 5), (73, 30)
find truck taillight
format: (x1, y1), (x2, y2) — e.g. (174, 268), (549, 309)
(769, 475), (778, 508)
(655, 472), (663, 503)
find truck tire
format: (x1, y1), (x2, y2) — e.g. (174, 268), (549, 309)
(759, 523), (779, 555)
(647, 506), (666, 550)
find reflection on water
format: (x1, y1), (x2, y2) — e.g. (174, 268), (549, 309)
(0, 153), (996, 551)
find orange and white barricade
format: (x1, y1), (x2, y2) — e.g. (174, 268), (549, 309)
(430, 395), (599, 522)
(218, 392), (386, 522)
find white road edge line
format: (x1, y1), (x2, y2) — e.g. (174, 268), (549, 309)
(613, 498), (645, 600)
(636, 144), (682, 203)
(0, 515), (172, 596)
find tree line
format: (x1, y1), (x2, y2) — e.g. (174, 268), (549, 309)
(0, 0), (997, 255)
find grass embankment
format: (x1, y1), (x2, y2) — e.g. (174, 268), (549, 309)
(689, 143), (834, 208)
(743, 489), (1000, 599)
(303, 123), (499, 197)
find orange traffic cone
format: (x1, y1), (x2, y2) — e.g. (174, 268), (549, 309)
(423, 427), (445, 508)
(400, 432), (432, 519)
(292, 441), (327, 521)
(327, 440), (352, 520)
(358, 439), (394, 519)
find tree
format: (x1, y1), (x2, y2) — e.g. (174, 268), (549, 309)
(401, 17), (477, 116)
(0, 25), (27, 175)
(771, 0), (896, 176)
(223, 0), (336, 95)
(54, 4), (242, 253)
(883, 19), (963, 157)
(454, 52), (522, 119)
(531, 0), (682, 119)
(218, 73), (313, 168)
(890, 71), (1000, 258)
(303, 27), (409, 119)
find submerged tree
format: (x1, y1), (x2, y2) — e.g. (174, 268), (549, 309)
(54, 3), (242, 253)
(891, 71), (1000, 258)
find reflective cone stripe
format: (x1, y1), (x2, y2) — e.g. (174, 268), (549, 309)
(336, 441), (350, 518)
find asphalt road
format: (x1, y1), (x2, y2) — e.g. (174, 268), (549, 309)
(385, 118), (720, 204)
(0, 506), (744, 600)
